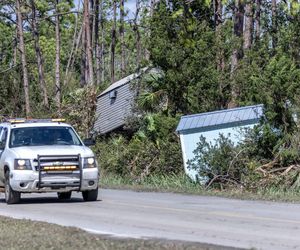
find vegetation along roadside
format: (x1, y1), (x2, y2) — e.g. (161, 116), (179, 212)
(1, 1), (300, 197)
(0, 215), (240, 250)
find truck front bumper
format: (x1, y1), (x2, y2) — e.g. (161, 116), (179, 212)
(9, 168), (99, 193)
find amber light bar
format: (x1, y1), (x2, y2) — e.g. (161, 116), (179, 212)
(5, 118), (66, 124)
(43, 166), (77, 171)
(6, 119), (26, 124)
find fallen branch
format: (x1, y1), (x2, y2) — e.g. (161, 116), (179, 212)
(205, 175), (223, 190)
(269, 167), (291, 174)
(281, 165), (300, 175)
(256, 167), (267, 176)
(260, 158), (279, 169)
(205, 174), (242, 190)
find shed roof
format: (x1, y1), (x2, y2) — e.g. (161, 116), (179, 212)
(176, 104), (264, 133)
(97, 67), (149, 98)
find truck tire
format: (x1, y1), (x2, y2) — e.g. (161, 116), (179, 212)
(82, 188), (98, 202)
(57, 191), (72, 200)
(5, 171), (21, 204)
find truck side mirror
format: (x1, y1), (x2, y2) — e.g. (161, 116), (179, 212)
(83, 138), (95, 146)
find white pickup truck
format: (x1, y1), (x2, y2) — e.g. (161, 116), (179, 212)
(0, 119), (99, 204)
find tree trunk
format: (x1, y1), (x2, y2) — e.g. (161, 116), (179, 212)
(145, 0), (156, 61)
(84, 0), (94, 85)
(12, 34), (20, 114)
(215, 0), (224, 72)
(30, 0), (49, 109)
(243, 0), (253, 51)
(94, 0), (102, 85)
(134, 0), (141, 70)
(64, 3), (81, 87)
(271, 0), (277, 50)
(100, 0), (105, 82)
(64, 27), (82, 86)
(81, 13), (87, 87)
(120, 0), (126, 77)
(215, 0), (225, 108)
(16, 0), (31, 116)
(110, 0), (117, 84)
(229, 0), (244, 108)
(55, 0), (61, 114)
(91, 0), (96, 51)
(255, 0), (261, 42)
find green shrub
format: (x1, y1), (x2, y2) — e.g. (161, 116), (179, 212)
(94, 113), (183, 180)
(187, 134), (245, 188)
(187, 123), (300, 191)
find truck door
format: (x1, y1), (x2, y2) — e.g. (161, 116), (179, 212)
(0, 127), (4, 157)
(0, 127), (7, 186)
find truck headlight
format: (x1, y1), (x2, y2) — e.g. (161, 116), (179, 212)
(14, 159), (32, 170)
(83, 157), (97, 168)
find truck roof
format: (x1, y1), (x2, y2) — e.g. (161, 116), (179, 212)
(0, 119), (72, 128)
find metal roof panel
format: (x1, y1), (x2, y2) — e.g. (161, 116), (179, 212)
(97, 67), (149, 98)
(176, 104), (264, 133)
(196, 115), (206, 128)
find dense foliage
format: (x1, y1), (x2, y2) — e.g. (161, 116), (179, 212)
(1, 0), (300, 190)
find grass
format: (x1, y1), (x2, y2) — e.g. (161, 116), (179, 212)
(100, 172), (300, 203)
(0, 216), (240, 250)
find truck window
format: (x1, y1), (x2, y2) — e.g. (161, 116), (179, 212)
(9, 126), (82, 148)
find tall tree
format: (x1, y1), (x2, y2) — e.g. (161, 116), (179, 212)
(16, 0), (31, 116)
(110, 0), (117, 83)
(91, 0), (96, 50)
(30, 0), (49, 109)
(120, 0), (126, 77)
(55, 0), (61, 114)
(12, 32), (20, 114)
(100, 0), (105, 82)
(94, 0), (102, 85)
(254, 0), (261, 42)
(84, 0), (94, 85)
(214, 0), (225, 107)
(64, 5), (82, 87)
(229, 0), (244, 108)
(243, 0), (254, 51)
(133, 0), (141, 70)
(81, 10), (87, 87)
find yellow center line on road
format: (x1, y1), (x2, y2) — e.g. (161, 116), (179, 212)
(105, 200), (300, 226)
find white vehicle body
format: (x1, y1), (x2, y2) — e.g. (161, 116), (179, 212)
(0, 120), (99, 204)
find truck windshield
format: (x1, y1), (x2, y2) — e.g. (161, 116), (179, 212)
(9, 126), (82, 148)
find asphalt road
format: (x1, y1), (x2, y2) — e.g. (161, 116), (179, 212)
(0, 189), (300, 250)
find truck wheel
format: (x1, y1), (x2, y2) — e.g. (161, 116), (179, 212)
(82, 188), (98, 202)
(57, 191), (72, 200)
(5, 171), (21, 205)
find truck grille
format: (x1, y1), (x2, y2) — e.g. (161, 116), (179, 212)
(36, 155), (82, 189)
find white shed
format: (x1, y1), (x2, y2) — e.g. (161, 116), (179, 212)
(176, 104), (264, 180)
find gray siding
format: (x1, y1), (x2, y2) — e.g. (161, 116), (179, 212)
(94, 83), (135, 134)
